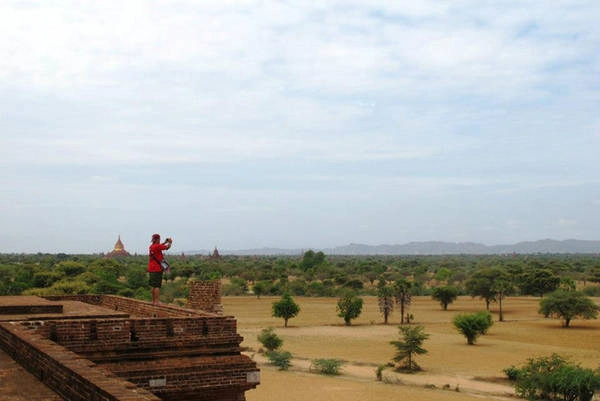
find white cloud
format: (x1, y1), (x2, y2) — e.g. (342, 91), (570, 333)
(1, 1), (599, 251)
(557, 218), (577, 227)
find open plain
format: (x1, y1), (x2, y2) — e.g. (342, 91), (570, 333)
(223, 295), (600, 401)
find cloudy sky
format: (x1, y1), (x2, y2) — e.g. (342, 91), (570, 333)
(1, 1), (599, 254)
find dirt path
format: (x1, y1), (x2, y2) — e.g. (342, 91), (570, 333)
(250, 353), (516, 401)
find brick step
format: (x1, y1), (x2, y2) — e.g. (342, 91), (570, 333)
(62, 334), (243, 354)
(103, 354), (255, 374)
(81, 346), (243, 362)
(0, 305), (64, 315)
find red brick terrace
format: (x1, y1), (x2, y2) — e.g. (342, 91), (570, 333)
(0, 290), (259, 401)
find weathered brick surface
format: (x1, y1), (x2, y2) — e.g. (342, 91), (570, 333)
(0, 321), (160, 401)
(1, 292), (259, 401)
(187, 280), (223, 314)
(0, 348), (63, 401)
(0, 296), (64, 315)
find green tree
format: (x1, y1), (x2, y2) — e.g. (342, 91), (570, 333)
(125, 266), (147, 290)
(300, 250), (325, 271)
(336, 291), (363, 326)
(222, 277), (248, 296)
(393, 278), (412, 324)
(465, 268), (498, 310)
(89, 258), (121, 282)
(32, 271), (62, 288)
(55, 261), (86, 277)
(559, 277), (577, 291)
(377, 281), (394, 324)
(588, 266), (600, 283)
(272, 293), (300, 328)
(252, 281), (270, 299)
(520, 268), (561, 297)
(491, 272), (514, 322)
(434, 267), (453, 283)
(538, 290), (600, 328)
(453, 311), (493, 345)
(390, 325), (429, 371)
(431, 286), (459, 311)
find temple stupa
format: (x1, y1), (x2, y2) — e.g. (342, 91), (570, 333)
(105, 235), (131, 258)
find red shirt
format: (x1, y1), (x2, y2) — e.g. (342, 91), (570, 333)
(148, 243), (169, 272)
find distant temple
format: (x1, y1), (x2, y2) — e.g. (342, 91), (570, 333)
(105, 235), (131, 258)
(210, 246), (221, 260)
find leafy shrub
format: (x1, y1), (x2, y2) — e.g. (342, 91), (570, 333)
(336, 291), (363, 326)
(288, 279), (307, 296)
(49, 279), (91, 295)
(92, 280), (125, 294)
(266, 350), (292, 370)
(453, 311), (493, 345)
(125, 267), (148, 289)
(55, 261), (86, 277)
(504, 365), (521, 381)
(311, 359), (344, 375)
(257, 327), (283, 352)
(32, 271), (62, 288)
(508, 354), (600, 401)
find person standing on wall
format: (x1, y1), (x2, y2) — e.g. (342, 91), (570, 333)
(148, 233), (172, 305)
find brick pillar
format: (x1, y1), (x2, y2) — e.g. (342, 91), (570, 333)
(187, 280), (223, 315)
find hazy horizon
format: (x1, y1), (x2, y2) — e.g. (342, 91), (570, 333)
(2, 237), (598, 256)
(1, 2), (599, 254)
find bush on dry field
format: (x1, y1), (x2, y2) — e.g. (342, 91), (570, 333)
(508, 354), (600, 401)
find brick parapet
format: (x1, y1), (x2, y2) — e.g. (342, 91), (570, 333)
(0, 321), (161, 401)
(44, 294), (213, 318)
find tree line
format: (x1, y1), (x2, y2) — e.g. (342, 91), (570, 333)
(0, 251), (599, 305)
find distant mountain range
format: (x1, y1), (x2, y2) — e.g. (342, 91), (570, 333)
(188, 239), (600, 256)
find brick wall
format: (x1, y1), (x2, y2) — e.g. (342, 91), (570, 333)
(30, 316), (241, 357)
(102, 353), (259, 401)
(44, 294), (211, 318)
(32, 294), (259, 401)
(187, 280), (223, 314)
(0, 321), (161, 401)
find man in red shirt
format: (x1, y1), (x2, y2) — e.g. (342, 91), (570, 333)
(148, 233), (172, 305)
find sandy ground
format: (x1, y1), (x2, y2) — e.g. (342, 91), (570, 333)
(248, 352), (515, 400)
(223, 295), (600, 401)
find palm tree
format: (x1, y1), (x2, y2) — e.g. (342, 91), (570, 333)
(377, 281), (394, 324)
(393, 278), (412, 324)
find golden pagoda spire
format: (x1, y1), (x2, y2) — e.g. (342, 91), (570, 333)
(114, 235), (125, 251)
(105, 235), (130, 258)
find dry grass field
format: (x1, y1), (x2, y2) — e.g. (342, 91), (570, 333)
(223, 295), (600, 401)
